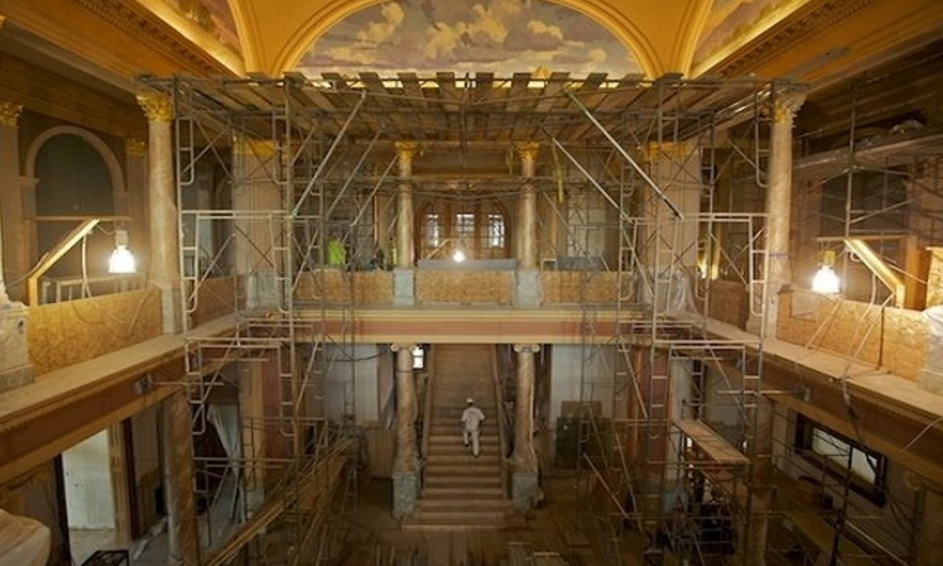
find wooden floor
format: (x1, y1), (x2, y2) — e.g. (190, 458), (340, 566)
(339, 474), (650, 566)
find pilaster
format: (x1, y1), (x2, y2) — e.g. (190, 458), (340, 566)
(0, 101), (34, 393)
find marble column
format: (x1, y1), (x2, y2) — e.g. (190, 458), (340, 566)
(161, 389), (199, 565)
(393, 142), (417, 305)
(0, 101), (33, 393)
(515, 142), (541, 307)
(915, 486), (943, 566)
(233, 137), (280, 309)
(762, 90), (805, 339)
(744, 394), (774, 566)
(511, 343), (540, 509)
(137, 93), (181, 334)
(391, 343), (420, 518)
(0, 101), (24, 302)
(640, 141), (700, 309)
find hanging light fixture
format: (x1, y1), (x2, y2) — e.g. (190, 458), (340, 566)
(108, 228), (137, 274)
(451, 247), (466, 263)
(811, 249), (840, 294)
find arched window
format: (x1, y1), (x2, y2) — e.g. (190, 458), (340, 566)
(417, 199), (509, 261)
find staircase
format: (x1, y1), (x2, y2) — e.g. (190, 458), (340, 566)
(402, 344), (511, 531)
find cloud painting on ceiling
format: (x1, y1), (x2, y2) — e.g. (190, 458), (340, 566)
(295, 0), (640, 78)
(163, 0), (242, 55)
(694, 0), (782, 67)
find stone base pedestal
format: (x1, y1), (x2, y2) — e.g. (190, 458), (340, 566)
(512, 471), (540, 510)
(0, 302), (33, 393)
(392, 472), (419, 519)
(514, 271), (541, 308)
(393, 270), (415, 306)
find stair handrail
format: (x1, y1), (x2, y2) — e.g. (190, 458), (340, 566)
(420, 347), (436, 489)
(491, 345), (510, 497)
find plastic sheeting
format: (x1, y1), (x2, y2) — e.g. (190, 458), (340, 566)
(918, 306), (943, 393)
(0, 510), (50, 566)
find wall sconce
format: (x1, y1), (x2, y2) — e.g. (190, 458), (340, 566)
(811, 249), (840, 294)
(108, 229), (137, 274)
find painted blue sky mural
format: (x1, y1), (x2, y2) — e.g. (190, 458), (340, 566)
(295, 0), (640, 77)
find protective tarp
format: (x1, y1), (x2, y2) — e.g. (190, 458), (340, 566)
(0, 509), (50, 566)
(918, 306), (943, 393)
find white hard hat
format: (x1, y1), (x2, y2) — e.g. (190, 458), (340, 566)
(466, 397), (474, 404)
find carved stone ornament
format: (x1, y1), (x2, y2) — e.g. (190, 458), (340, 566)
(136, 93), (173, 122)
(0, 102), (24, 128)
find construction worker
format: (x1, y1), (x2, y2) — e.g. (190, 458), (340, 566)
(461, 398), (486, 457)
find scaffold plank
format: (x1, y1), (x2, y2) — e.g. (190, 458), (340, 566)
(673, 418), (749, 465)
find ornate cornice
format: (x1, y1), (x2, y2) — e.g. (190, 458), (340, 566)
(712, 0), (879, 79)
(0, 101), (24, 128)
(70, 0), (235, 77)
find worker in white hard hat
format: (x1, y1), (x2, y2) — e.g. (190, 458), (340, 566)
(460, 397), (486, 457)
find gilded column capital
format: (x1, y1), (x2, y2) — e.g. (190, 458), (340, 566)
(233, 136), (275, 159)
(513, 344), (541, 354)
(136, 93), (173, 122)
(772, 92), (807, 124)
(394, 141), (419, 162)
(640, 141), (692, 163)
(0, 101), (24, 128)
(516, 142), (540, 162)
(126, 139), (147, 158)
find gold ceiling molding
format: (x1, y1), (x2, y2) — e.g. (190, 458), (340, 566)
(709, 0), (879, 79)
(70, 0), (235, 77)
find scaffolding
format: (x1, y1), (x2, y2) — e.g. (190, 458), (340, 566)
(138, 71), (790, 564)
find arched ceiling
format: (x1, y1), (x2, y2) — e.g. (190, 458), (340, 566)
(0, 0), (942, 94)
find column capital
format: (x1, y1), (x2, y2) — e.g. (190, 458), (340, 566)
(516, 142), (540, 162)
(394, 141), (419, 162)
(233, 136), (275, 159)
(391, 343), (417, 354)
(513, 344), (541, 354)
(640, 140), (692, 163)
(125, 139), (147, 158)
(0, 101), (24, 128)
(772, 92), (806, 124)
(136, 93), (173, 122)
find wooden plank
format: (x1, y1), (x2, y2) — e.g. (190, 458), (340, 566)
(673, 418), (749, 465)
(399, 72), (428, 141)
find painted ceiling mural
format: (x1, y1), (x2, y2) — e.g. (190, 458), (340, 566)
(694, 0), (784, 66)
(163, 0), (242, 55)
(294, 0), (641, 78)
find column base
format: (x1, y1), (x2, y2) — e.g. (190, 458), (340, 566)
(393, 270), (415, 306)
(0, 302), (33, 393)
(511, 471), (540, 510)
(514, 270), (541, 308)
(392, 472), (420, 519)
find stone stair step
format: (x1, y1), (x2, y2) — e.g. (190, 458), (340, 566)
(425, 454), (500, 465)
(424, 475), (501, 488)
(417, 498), (512, 510)
(422, 486), (504, 499)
